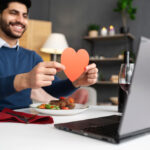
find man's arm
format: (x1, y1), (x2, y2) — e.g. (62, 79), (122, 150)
(1, 61), (98, 99)
(0, 75), (17, 98)
(0, 61), (65, 99)
(14, 61), (66, 91)
(31, 88), (58, 103)
(42, 63), (98, 98)
(43, 77), (77, 98)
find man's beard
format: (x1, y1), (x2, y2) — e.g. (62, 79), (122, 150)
(0, 16), (26, 39)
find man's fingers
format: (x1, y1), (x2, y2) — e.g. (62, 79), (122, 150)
(34, 79), (54, 88)
(38, 61), (65, 71)
(41, 75), (55, 81)
(41, 68), (57, 75)
(87, 78), (97, 84)
(87, 73), (98, 79)
(85, 63), (96, 72)
(87, 68), (98, 74)
(40, 80), (53, 87)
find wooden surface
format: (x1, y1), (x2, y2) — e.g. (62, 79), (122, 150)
(90, 57), (124, 62)
(96, 81), (118, 85)
(20, 19), (52, 61)
(83, 33), (135, 41)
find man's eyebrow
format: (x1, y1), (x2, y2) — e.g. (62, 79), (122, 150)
(9, 9), (19, 12)
(9, 9), (28, 15)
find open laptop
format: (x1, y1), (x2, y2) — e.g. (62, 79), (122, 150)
(54, 38), (150, 143)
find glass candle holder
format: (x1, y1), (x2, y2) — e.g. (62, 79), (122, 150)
(100, 27), (108, 36)
(109, 25), (115, 36)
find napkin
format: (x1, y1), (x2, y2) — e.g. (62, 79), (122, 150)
(0, 108), (54, 124)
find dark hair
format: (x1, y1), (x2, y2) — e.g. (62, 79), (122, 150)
(0, 0), (31, 13)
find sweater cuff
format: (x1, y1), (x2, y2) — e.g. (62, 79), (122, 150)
(66, 79), (79, 90)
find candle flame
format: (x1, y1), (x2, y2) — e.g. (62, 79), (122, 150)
(109, 25), (114, 30)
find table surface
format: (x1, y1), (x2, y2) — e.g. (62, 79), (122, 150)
(0, 105), (150, 150)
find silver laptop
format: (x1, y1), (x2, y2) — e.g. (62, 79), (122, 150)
(55, 38), (150, 143)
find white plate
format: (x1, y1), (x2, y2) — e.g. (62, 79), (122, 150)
(30, 103), (89, 116)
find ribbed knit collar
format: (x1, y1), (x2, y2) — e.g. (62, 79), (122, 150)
(0, 38), (19, 50)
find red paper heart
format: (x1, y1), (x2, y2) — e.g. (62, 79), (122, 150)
(61, 48), (89, 82)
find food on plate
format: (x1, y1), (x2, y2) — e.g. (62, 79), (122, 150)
(37, 104), (60, 110)
(50, 97), (75, 109)
(37, 97), (75, 110)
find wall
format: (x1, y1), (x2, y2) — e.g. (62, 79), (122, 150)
(30, 0), (50, 21)
(30, 0), (150, 52)
(29, 0), (150, 102)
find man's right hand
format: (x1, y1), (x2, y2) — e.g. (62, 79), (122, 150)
(14, 61), (65, 92)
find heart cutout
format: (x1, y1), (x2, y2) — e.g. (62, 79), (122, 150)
(61, 48), (89, 82)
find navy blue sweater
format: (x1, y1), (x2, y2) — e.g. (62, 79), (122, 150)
(0, 46), (76, 111)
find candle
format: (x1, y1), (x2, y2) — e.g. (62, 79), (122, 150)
(109, 25), (115, 36)
(100, 27), (108, 36)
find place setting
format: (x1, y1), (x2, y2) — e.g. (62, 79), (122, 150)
(30, 100), (89, 116)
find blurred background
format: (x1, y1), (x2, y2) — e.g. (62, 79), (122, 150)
(24, 0), (149, 104)
(30, 0), (150, 51)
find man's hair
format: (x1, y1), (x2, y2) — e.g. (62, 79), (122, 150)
(0, 0), (31, 13)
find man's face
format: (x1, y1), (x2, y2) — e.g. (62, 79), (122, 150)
(0, 2), (28, 39)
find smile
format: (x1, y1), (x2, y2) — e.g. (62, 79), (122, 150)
(10, 24), (25, 33)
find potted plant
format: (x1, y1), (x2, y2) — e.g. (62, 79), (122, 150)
(114, 0), (137, 33)
(88, 24), (100, 37)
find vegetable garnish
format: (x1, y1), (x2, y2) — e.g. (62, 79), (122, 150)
(37, 104), (60, 110)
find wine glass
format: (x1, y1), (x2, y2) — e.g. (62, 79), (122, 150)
(119, 63), (134, 95)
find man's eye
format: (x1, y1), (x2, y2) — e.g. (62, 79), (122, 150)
(10, 11), (17, 15)
(23, 14), (28, 19)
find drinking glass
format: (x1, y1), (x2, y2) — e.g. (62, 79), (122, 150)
(118, 63), (134, 112)
(119, 63), (134, 95)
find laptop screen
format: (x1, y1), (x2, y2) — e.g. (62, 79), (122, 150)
(119, 38), (150, 136)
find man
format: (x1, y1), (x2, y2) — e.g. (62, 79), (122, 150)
(0, 0), (98, 111)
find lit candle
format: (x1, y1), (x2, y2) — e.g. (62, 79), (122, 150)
(109, 25), (115, 36)
(100, 27), (108, 36)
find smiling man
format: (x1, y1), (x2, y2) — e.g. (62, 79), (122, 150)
(0, 0), (98, 111)
(0, 0), (29, 44)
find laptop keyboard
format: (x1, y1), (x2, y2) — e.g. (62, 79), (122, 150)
(83, 122), (119, 137)
(55, 115), (121, 131)
(55, 115), (121, 141)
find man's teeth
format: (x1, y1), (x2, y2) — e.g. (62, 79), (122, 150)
(12, 25), (23, 30)
(17, 26), (22, 29)
(14, 25), (22, 29)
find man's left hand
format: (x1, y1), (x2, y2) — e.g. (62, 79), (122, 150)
(72, 63), (98, 88)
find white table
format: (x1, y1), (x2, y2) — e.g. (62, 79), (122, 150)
(0, 105), (150, 150)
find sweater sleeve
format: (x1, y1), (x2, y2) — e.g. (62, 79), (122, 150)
(42, 76), (78, 98)
(32, 51), (43, 66)
(0, 50), (43, 99)
(0, 75), (17, 98)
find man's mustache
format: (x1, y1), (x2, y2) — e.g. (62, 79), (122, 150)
(9, 22), (25, 29)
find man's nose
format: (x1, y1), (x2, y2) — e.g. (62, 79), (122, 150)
(16, 14), (25, 24)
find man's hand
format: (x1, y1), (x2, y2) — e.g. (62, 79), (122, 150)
(14, 61), (65, 91)
(72, 63), (98, 88)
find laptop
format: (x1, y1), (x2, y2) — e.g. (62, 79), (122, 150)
(54, 38), (150, 143)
